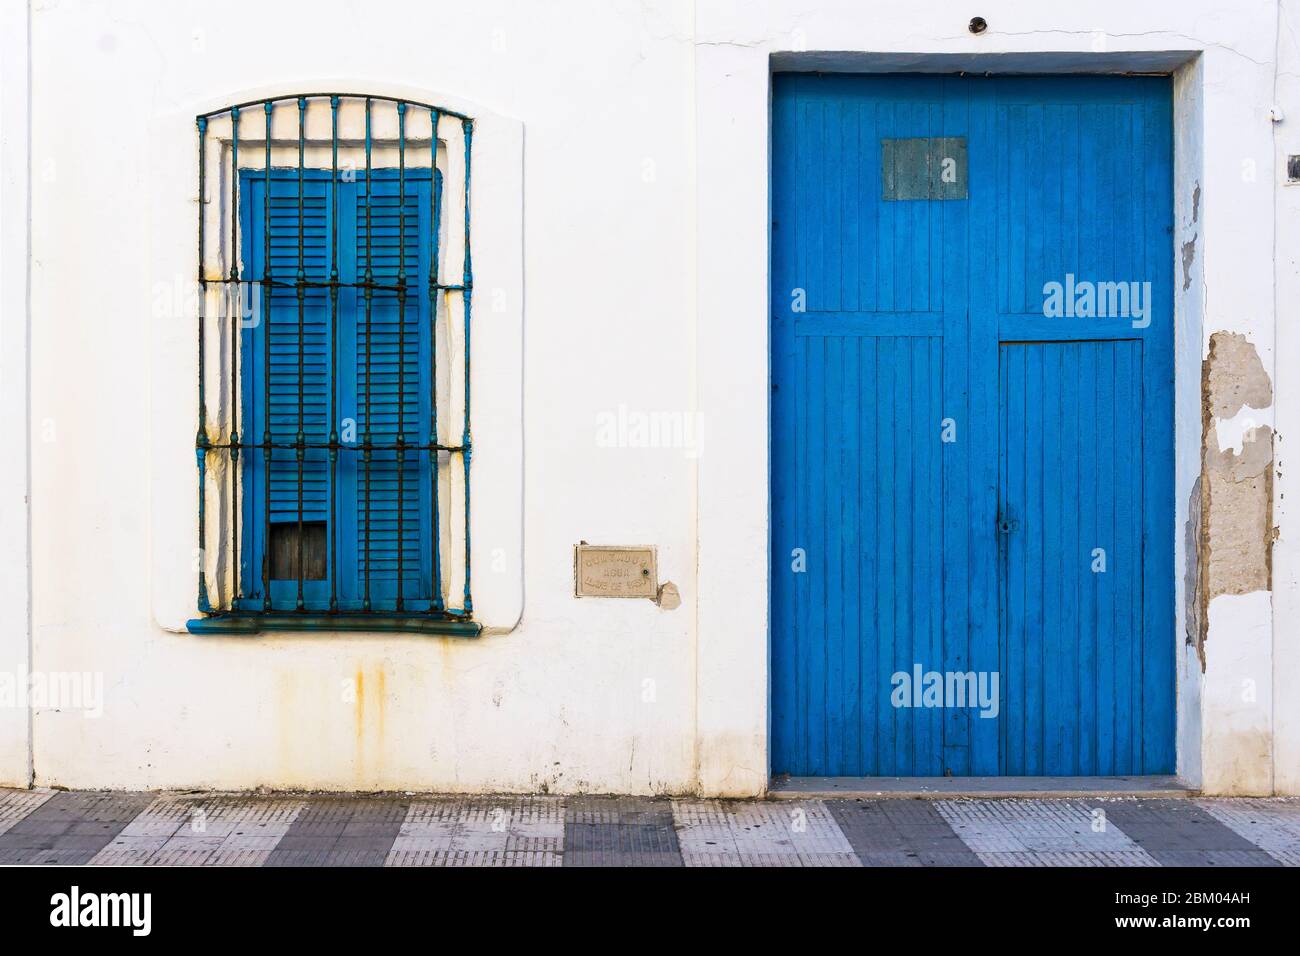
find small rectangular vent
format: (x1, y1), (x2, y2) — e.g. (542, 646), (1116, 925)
(882, 136), (968, 201)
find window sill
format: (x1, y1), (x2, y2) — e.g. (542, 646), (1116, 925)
(186, 613), (481, 637)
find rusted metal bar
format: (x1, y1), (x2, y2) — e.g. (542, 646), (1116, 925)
(208, 440), (467, 452)
(328, 95), (340, 614)
(226, 110), (240, 605)
(362, 96), (374, 612)
(205, 276), (467, 292)
(261, 101), (273, 610)
(199, 93), (471, 123)
(429, 108), (444, 613)
(461, 119), (473, 614)
(295, 96), (307, 612)
(396, 101), (408, 612)
(196, 115), (210, 612)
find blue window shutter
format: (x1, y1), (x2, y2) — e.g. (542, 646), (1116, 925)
(266, 181), (331, 528)
(240, 169), (434, 613)
(346, 176), (433, 607)
(336, 172), (435, 611)
(239, 172), (334, 610)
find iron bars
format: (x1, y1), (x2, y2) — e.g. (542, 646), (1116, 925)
(190, 94), (475, 635)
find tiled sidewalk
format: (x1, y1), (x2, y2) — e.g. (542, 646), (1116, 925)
(0, 788), (1296, 867)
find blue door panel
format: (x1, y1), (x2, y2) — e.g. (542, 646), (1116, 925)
(771, 74), (1174, 777)
(998, 340), (1149, 775)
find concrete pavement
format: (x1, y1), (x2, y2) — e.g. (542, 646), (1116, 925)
(1, 788), (1296, 867)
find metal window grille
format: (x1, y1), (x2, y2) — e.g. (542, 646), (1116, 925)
(188, 94), (478, 636)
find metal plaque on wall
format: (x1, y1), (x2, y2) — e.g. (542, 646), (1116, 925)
(574, 545), (658, 599)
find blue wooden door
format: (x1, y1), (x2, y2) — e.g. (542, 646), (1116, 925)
(771, 74), (1174, 777)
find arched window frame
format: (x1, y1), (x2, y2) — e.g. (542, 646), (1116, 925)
(187, 93), (479, 636)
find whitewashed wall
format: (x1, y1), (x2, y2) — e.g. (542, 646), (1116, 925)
(1270, 0), (1300, 795)
(0, 0), (32, 788)
(17, 0), (699, 794)
(1, 0), (1295, 795)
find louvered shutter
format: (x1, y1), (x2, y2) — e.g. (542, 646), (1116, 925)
(350, 178), (430, 606)
(337, 173), (434, 610)
(240, 170), (433, 612)
(239, 173), (334, 609)
(266, 182), (330, 528)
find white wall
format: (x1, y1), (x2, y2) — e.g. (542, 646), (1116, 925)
(6, 0), (1295, 795)
(0, 0), (32, 787)
(25, 0), (700, 794)
(1270, 0), (1300, 795)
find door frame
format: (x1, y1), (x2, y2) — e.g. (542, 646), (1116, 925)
(693, 47), (1210, 795)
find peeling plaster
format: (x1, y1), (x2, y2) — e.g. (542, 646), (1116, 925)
(1204, 423), (1274, 596)
(1206, 331), (1273, 418)
(1181, 233), (1198, 290)
(1184, 475), (1203, 660)
(655, 582), (681, 610)
(1195, 332), (1276, 671)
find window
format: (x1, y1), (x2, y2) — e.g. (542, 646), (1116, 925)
(188, 95), (477, 635)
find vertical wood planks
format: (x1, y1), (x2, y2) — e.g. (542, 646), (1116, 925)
(771, 75), (1174, 777)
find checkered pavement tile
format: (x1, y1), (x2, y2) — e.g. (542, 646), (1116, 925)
(935, 798), (1159, 865)
(1100, 799), (1281, 868)
(0, 790), (154, 865)
(564, 795), (683, 866)
(673, 799), (858, 867)
(263, 796), (407, 867)
(1196, 798), (1300, 866)
(2, 787), (1299, 868)
(0, 789), (54, 837)
(90, 794), (307, 866)
(977, 850), (1160, 867)
(829, 799), (983, 866)
(385, 796), (563, 866)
